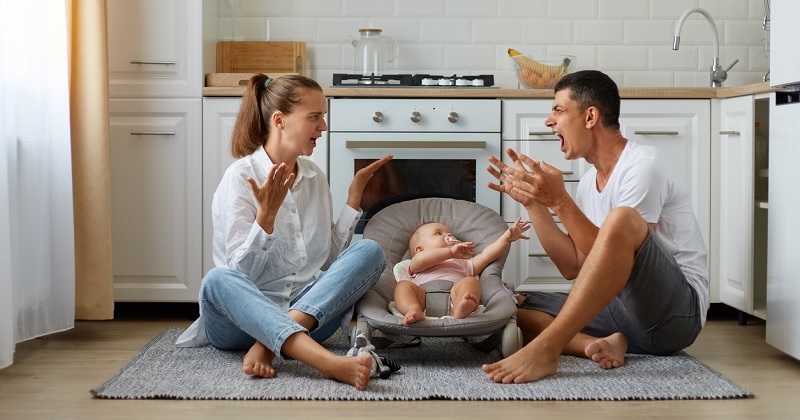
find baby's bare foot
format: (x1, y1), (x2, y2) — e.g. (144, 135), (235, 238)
(451, 293), (479, 319)
(322, 354), (373, 390)
(585, 332), (627, 369)
(403, 309), (425, 324)
(243, 341), (276, 378)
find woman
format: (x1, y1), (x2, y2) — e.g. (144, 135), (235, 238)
(176, 74), (392, 390)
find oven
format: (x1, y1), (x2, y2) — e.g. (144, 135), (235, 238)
(328, 98), (502, 237)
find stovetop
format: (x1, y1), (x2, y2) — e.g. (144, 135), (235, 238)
(332, 73), (495, 88)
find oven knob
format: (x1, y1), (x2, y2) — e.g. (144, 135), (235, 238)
(471, 79), (485, 87)
(421, 78), (437, 86)
(438, 78), (453, 86)
(372, 111), (384, 123)
(410, 111), (422, 123)
(448, 112), (459, 123)
(456, 79), (470, 86)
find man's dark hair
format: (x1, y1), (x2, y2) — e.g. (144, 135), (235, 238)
(553, 70), (621, 129)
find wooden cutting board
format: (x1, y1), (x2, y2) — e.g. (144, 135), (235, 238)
(216, 41), (306, 75)
(205, 73), (298, 87)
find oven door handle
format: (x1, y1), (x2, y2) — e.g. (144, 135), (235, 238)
(345, 140), (486, 149)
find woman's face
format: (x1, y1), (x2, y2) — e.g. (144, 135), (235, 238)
(277, 89), (328, 157)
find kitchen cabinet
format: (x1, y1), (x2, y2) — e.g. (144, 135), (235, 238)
(500, 99), (710, 292)
(716, 94), (769, 321)
(106, 0), (203, 98)
(201, 97), (329, 275)
(109, 99), (202, 301)
(107, 0), (212, 301)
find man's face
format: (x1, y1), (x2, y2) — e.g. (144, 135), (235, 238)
(544, 88), (587, 161)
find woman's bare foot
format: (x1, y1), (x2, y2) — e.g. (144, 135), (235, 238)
(482, 338), (559, 383)
(584, 332), (627, 369)
(321, 354), (373, 390)
(403, 308), (426, 324)
(242, 341), (276, 378)
(451, 293), (479, 319)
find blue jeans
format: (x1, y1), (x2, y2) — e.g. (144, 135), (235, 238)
(200, 239), (385, 354)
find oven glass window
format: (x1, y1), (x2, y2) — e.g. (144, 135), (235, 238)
(354, 159), (476, 233)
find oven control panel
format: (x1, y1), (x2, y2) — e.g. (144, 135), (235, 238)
(328, 99), (501, 133)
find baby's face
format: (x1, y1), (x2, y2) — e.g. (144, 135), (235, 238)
(413, 223), (459, 253)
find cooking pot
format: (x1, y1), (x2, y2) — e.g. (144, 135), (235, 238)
(347, 28), (399, 77)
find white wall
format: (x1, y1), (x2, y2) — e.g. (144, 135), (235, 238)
(217, 0), (771, 88)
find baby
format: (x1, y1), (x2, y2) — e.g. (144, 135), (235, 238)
(393, 217), (530, 324)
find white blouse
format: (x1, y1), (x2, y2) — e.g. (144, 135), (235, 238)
(177, 146), (360, 347)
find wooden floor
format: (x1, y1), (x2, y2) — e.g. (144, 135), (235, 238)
(1, 304), (800, 420)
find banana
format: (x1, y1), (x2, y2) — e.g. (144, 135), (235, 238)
(508, 48), (571, 88)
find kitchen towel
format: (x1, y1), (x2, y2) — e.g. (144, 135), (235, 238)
(91, 328), (751, 401)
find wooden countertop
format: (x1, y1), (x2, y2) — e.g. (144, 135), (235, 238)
(203, 81), (773, 99)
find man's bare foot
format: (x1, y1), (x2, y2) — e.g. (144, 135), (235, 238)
(321, 354), (373, 390)
(403, 309), (425, 324)
(482, 339), (559, 383)
(242, 341), (276, 378)
(585, 332), (627, 369)
(451, 293), (479, 319)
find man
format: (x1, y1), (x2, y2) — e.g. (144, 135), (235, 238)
(483, 70), (708, 383)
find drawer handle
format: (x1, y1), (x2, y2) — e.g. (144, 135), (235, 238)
(633, 130), (679, 136)
(130, 60), (176, 65)
(528, 131), (555, 136)
(529, 253), (549, 258)
(130, 131), (176, 136)
(719, 130), (741, 135)
(346, 141), (486, 149)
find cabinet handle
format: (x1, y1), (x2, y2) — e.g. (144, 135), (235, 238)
(346, 141), (485, 149)
(130, 60), (176, 65)
(529, 253), (549, 258)
(633, 130), (679, 135)
(528, 131), (555, 136)
(130, 131), (176, 136)
(719, 130), (741, 135)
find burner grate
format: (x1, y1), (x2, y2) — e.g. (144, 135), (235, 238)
(332, 73), (494, 87)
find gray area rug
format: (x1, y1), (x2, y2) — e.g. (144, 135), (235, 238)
(91, 328), (751, 401)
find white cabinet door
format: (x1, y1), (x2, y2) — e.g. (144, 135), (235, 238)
(202, 98), (241, 275)
(619, 100), (711, 248)
(717, 94), (770, 320)
(107, 0), (202, 98)
(109, 99), (202, 301)
(202, 98), (329, 275)
(501, 99), (587, 291)
(718, 95), (756, 314)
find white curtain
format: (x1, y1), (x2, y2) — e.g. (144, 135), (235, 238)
(0, 0), (75, 369)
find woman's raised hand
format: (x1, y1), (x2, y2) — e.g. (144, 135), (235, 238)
(347, 154), (393, 210)
(247, 162), (296, 234)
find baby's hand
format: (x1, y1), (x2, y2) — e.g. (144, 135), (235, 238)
(506, 217), (532, 242)
(450, 241), (476, 259)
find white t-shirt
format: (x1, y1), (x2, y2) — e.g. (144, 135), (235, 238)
(576, 141), (709, 324)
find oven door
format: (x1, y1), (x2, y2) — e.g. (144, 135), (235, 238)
(329, 133), (502, 235)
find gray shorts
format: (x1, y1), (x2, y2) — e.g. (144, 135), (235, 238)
(517, 229), (702, 355)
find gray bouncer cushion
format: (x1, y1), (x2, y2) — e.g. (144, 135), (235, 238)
(358, 197), (517, 337)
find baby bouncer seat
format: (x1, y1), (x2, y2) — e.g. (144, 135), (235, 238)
(351, 197), (523, 357)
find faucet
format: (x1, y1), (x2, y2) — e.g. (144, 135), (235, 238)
(672, 7), (739, 87)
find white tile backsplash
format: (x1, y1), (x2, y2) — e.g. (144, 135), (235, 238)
(219, 0), (770, 87)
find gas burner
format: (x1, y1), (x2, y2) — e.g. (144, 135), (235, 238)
(333, 74), (414, 86)
(332, 73), (495, 87)
(412, 74), (494, 87)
